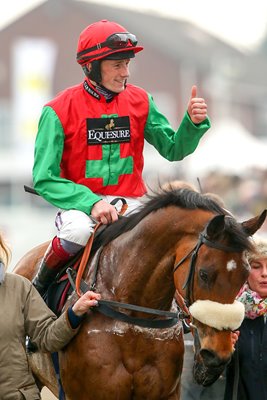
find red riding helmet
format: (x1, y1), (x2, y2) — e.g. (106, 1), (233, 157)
(76, 19), (143, 65)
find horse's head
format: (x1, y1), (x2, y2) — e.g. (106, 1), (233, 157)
(174, 209), (267, 386)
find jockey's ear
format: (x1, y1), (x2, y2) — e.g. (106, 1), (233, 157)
(241, 209), (267, 236)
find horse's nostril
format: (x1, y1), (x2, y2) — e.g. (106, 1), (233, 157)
(200, 349), (215, 366)
(200, 349), (230, 368)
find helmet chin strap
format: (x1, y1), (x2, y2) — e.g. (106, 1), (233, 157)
(83, 63), (125, 102)
(83, 60), (128, 89)
(83, 61), (102, 84)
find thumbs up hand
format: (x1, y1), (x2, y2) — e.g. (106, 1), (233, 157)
(187, 85), (208, 124)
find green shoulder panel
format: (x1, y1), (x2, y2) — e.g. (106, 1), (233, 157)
(33, 106), (100, 215)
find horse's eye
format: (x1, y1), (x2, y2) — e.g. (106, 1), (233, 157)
(199, 269), (209, 283)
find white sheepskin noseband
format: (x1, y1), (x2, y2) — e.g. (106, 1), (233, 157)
(189, 300), (245, 331)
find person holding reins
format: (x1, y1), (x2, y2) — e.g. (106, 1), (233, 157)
(0, 233), (100, 399)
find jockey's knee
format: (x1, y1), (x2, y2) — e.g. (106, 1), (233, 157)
(56, 210), (95, 247)
(59, 238), (84, 255)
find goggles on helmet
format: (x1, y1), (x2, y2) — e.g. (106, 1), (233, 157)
(77, 32), (138, 59)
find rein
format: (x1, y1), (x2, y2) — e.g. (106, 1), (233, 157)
(75, 222), (101, 297)
(75, 197), (128, 296)
(67, 268), (185, 328)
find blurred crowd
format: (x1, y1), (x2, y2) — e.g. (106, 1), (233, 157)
(200, 167), (267, 222)
(148, 166), (267, 237)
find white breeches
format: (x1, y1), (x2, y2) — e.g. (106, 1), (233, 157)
(55, 195), (143, 246)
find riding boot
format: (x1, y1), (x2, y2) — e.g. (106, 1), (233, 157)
(32, 237), (72, 296)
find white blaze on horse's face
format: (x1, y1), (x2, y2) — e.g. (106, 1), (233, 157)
(189, 299), (245, 331)
(226, 259), (237, 271)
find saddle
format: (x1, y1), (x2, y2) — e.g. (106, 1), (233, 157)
(46, 265), (76, 316)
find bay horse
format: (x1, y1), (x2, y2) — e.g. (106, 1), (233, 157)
(14, 188), (266, 399)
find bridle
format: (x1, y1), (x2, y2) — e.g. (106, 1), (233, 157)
(173, 223), (244, 307)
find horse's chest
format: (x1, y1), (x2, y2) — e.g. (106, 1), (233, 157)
(89, 321), (183, 371)
(64, 321), (184, 399)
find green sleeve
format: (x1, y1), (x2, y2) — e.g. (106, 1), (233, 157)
(144, 94), (211, 161)
(33, 106), (101, 215)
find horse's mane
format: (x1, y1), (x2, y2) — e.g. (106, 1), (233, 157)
(93, 188), (251, 252)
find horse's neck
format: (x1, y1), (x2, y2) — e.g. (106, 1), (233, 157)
(98, 212), (187, 308)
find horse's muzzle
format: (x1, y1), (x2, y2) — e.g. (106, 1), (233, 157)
(192, 331), (231, 387)
(200, 348), (230, 368)
(193, 352), (229, 387)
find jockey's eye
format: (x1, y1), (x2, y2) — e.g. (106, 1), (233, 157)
(199, 269), (209, 283)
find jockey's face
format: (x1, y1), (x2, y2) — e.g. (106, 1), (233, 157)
(100, 59), (130, 93)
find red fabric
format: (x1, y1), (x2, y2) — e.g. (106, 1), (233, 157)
(57, 281), (71, 313)
(46, 80), (149, 197)
(52, 237), (71, 260)
(76, 20), (143, 64)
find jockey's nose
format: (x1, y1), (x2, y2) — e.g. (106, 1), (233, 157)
(120, 63), (130, 78)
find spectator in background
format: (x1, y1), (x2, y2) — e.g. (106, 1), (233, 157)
(224, 237), (267, 400)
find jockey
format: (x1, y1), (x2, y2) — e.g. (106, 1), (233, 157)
(32, 19), (211, 295)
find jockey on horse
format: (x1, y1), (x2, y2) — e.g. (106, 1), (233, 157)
(32, 19), (210, 296)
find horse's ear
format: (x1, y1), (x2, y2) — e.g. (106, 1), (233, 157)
(241, 209), (267, 236)
(205, 215), (226, 239)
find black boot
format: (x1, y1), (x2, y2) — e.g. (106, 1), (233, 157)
(32, 241), (70, 297)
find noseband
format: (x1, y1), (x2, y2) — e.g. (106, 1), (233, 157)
(173, 223), (243, 306)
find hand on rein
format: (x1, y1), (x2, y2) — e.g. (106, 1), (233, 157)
(72, 290), (101, 317)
